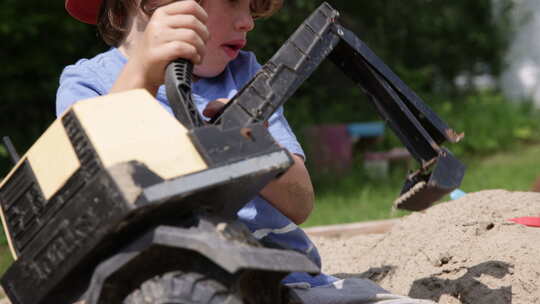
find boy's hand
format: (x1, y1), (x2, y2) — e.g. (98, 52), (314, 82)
(202, 98), (228, 118)
(202, 98), (269, 128)
(203, 99), (310, 224)
(121, 0), (210, 94)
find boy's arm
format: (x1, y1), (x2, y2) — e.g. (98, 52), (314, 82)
(259, 153), (315, 225)
(204, 99), (315, 225)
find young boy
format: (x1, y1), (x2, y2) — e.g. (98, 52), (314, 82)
(57, 0), (436, 303)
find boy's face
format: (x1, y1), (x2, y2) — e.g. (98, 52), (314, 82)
(194, 0), (255, 77)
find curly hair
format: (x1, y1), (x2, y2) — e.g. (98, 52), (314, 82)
(97, 0), (283, 46)
(250, 0), (283, 19)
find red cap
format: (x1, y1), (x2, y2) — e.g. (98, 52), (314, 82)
(65, 0), (103, 24)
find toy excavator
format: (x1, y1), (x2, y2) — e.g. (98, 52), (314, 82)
(0, 2), (465, 304)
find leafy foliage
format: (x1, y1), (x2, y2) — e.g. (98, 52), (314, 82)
(0, 0), (518, 176)
(248, 0), (515, 127)
(0, 0), (534, 273)
(0, 1), (107, 174)
(433, 92), (540, 156)
(363, 91), (540, 159)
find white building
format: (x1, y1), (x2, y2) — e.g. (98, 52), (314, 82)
(501, 0), (540, 108)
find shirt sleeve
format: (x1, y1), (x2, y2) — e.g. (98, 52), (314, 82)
(55, 62), (104, 117)
(268, 108), (305, 159)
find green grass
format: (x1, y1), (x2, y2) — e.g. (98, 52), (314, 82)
(303, 169), (410, 227)
(0, 231), (13, 277)
(0, 247), (12, 276)
(302, 142), (540, 228)
(458, 143), (540, 191)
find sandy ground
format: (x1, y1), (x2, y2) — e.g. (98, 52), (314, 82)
(311, 190), (540, 304)
(1, 190), (538, 304)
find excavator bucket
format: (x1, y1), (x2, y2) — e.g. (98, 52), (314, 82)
(206, 2), (466, 211)
(394, 149), (465, 211)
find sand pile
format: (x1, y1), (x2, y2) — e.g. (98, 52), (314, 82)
(312, 190), (540, 304)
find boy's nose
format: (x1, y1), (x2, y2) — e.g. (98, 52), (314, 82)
(235, 11), (255, 32)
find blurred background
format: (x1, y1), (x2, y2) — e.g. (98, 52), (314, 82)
(1, 0), (540, 272)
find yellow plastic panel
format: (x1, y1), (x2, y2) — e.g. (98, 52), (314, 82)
(0, 119), (80, 259)
(72, 89), (207, 180)
(27, 120), (81, 200)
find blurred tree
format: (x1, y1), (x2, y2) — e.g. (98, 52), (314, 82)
(0, 0), (106, 174)
(0, 0), (514, 175)
(248, 0), (514, 127)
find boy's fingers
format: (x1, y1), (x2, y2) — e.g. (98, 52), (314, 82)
(160, 0), (208, 24)
(166, 16), (210, 43)
(162, 28), (206, 60)
(163, 41), (201, 64)
(203, 98), (229, 118)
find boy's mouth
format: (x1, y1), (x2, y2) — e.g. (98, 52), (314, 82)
(221, 40), (246, 59)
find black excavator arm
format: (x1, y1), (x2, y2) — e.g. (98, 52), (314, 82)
(165, 2), (466, 211)
(0, 3), (466, 304)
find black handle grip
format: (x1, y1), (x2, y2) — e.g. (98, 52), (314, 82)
(2, 136), (20, 165)
(165, 59), (204, 129)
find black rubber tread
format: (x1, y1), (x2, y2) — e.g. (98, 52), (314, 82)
(123, 271), (243, 304)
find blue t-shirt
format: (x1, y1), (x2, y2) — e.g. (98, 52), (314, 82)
(56, 48), (337, 287)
